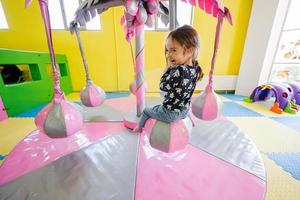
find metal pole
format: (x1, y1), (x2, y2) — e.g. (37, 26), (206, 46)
(135, 25), (145, 117)
(169, 0), (177, 30)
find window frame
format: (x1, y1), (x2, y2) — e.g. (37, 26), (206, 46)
(268, 0), (300, 82)
(145, 0), (193, 32)
(49, 0), (102, 31)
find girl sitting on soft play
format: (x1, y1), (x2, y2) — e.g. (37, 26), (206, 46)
(134, 25), (204, 132)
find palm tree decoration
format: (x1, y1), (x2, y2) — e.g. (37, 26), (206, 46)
(70, 21), (107, 107)
(184, 0), (232, 120)
(25, 0), (83, 138)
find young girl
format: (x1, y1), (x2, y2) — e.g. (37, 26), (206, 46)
(134, 25), (204, 132)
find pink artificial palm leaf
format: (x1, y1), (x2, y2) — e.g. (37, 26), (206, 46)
(182, 0), (232, 24)
(25, 0), (83, 137)
(187, 0), (233, 120)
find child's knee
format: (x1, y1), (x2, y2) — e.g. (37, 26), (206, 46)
(143, 107), (152, 115)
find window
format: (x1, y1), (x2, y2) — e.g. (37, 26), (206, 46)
(145, 0), (193, 31)
(0, 1), (8, 29)
(48, 0), (101, 30)
(269, 0), (300, 82)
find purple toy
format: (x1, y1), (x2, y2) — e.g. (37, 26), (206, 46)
(245, 82), (300, 114)
(285, 81), (300, 105)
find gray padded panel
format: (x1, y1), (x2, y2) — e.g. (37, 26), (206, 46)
(80, 87), (92, 106)
(80, 103), (124, 122)
(44, 103), (67, 138)
(150, 121), (171, 152)
(0, 131), (140, 200)
(190, 119), (266, 181)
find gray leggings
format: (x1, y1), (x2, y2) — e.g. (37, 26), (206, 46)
(138, 105), (189, 128)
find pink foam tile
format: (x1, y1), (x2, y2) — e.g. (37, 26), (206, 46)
(0, 122), (124, 185)
(135, 132), (266, 200)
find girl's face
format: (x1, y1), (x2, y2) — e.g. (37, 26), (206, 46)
(165, 37), (193, 67)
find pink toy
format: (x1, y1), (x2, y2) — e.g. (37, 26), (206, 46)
(25, 0), (83, 137)
(192, 89), (223, 120)
(144, 117), (193, 153)
(80, 81), (106, 107)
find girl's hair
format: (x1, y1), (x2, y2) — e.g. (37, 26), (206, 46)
(167, 25), (203, 82)
(194, 60), (204, 82)
(166, 25), (200, 62)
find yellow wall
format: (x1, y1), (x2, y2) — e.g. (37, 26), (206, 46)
(0, 0), (253, 92)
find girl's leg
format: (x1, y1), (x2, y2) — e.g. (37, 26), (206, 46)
(139, 105), (180, 127)
(138, 107), (156, 128)
(134, 105), (189, 133)
(133, 106), (161, 133)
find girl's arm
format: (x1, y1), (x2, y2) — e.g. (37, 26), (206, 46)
(160, 67), (172, 91)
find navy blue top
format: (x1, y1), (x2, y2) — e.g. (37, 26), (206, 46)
(160, 64), (200, 112)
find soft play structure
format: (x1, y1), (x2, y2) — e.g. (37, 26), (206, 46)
(0, 48), (73, 117)
(244, 82), (300, 114)
(0, 0), (266, 199)
(69, 21), (106, 107)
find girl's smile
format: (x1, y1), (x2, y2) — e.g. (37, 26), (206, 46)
(165, 38), (193, 67)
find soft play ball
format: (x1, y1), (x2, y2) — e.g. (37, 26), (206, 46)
(144, 117), (193, 153)
(35, 99), (83, 138)
(192, 90), (223, 120)
(80, 81), (106, 107)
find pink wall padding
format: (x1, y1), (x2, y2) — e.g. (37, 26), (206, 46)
(135, 132), (266, 200)
(0, 123), (124, 185)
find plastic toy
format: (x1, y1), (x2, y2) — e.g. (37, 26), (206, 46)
(244, 82), (300, 114)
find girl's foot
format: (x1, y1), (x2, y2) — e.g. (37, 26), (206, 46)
(133, 125), (143, 133)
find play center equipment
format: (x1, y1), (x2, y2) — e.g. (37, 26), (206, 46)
(244, 82), (300, 114)
(0, 1), (266, 199)
(0, 48), (73, 117)
(69, 21), (106, 107)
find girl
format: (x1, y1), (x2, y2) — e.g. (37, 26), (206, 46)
(134, 25), (204, 132)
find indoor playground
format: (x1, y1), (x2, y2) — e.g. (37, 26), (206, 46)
(0, 0), (300, 200)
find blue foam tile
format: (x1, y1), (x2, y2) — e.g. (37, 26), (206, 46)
(106, 92), (130, 99)
(222, 102), (262, 117)
(267, 152), (300, 181)
(0, 155), (6, 160)
(270, 117), (300, 132)
(219, 94), (247, 101)
(16, 104), (47, 118)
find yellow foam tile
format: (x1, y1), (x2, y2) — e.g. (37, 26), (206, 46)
(228, 117), (300, 152)
(0, 160), (3, 166)
(0, 118), (36, 155)
(66, 92), (80, 101)
(218, 95), (232, 102)
(237, 101), (300, 117)
(262, 154), (300, 200)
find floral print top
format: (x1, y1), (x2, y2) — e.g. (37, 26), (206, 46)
(160, 63), (200, 112)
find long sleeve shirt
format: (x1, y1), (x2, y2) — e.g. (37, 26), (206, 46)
(160, 64), (200, 112)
